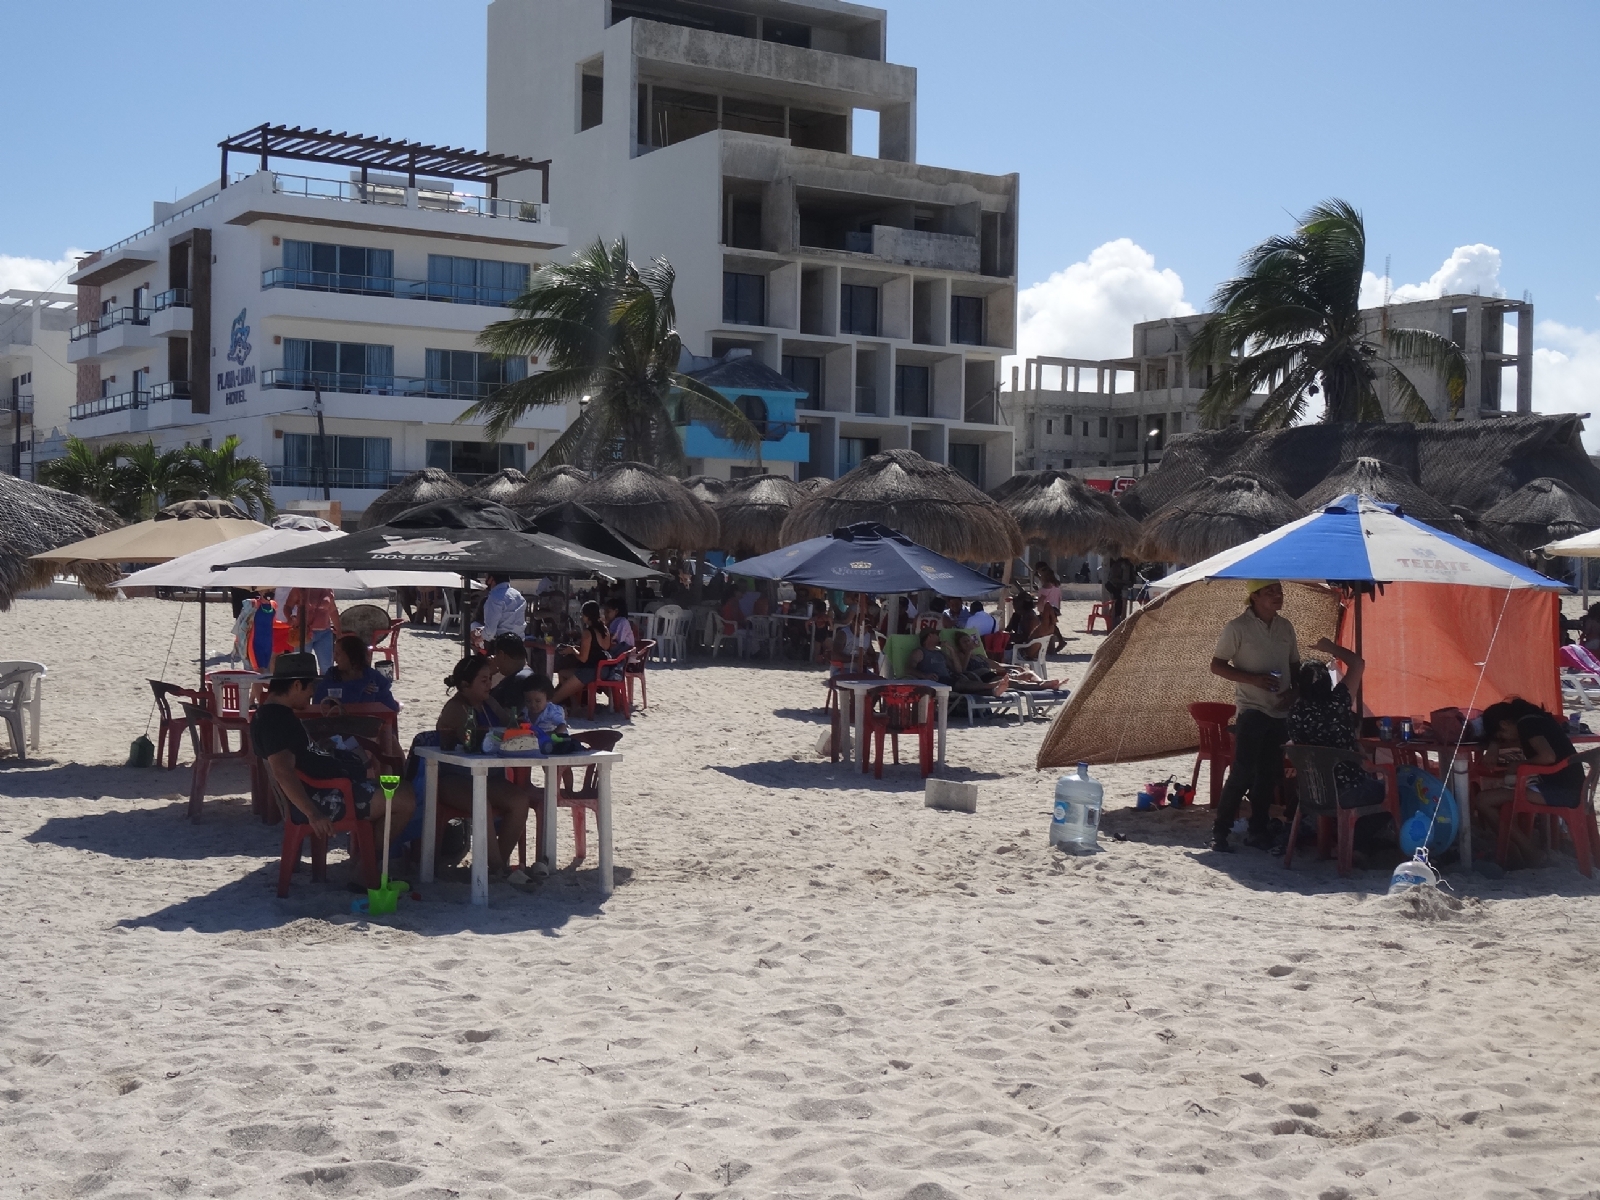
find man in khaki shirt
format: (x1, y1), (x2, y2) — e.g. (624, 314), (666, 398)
(1209, 580), (1299, 853)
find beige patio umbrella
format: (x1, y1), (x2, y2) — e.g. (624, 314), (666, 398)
(780, 449), (1022, 564)
(1139, 473), (1304, 565)
(0, 473), (121, 611)
(716, 474), (807, 557)
(991, 469), (1142, 558)
(30, 498), (266, 565)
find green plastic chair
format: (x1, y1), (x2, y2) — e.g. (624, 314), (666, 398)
(883, 634), (920, 678)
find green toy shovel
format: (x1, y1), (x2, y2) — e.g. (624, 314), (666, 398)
(366, 773), (408, 915)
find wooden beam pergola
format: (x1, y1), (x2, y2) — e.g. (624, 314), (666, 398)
(218, 123), (550, 201)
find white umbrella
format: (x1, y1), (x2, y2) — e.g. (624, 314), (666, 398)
(1542, 529), (1600, 556)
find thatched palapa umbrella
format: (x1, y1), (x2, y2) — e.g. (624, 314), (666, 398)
(681, 475), (728, 508)
(1140, 473), (1305, 565)
(1482, 477), (1600, 556)
(716, 474), (807, 557)
(797, 476), (828, 494)
(574, 461), (719, 550)
(779, 449), (1023, 564)
(991, 469), (1143, 558)
(1298, 456), (1473, 541)
(506, 465), (590, 517)
(359, 468), (467, 530)
(469, 467), (528, 504)
(0, 473), (121, 610)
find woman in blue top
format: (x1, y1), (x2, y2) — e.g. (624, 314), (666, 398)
(315, 635), (400, 712)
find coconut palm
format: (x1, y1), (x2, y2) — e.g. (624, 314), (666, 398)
(117, 440), (194, 519)
(470, 237), (760, 471)
(171, 435), (276, 520)
(38, 436), (128, 508)
(1189, 199), (1468, 428)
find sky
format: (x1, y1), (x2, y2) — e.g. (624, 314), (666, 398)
(4, 0), (1598, 438)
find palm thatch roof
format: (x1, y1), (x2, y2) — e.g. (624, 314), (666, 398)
(1447, 504), (1525, 562)
(506, 465), (590, 517)
(681, 475), (729, 507)
(990, 469), (1143, 557)
(469, 468), (529, 504)
(574, 462), (720, 550)
(1140, 473), (1306, 564)
(359, 468), (468, 530)
(1483, 477), (1600, 555)
(1118, 415), (1600, 521)
(1298, 456), (1473, 540)
(716, 474), (808, 557)
(779, 449), (1023, 563)
(0, 473), (122, 611)
(797, 476), (829, 494)
(160, 497), (246, 519)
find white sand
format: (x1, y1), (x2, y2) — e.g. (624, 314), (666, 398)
(3, 596), (1600, 1198)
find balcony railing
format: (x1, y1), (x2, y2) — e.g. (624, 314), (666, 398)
(683, 420), (799, 443)
(70, 320), (96, 342)
(261, 369), (512, 401)
(261, 268), (523, 308)
(3, 393), (34, 416)
(270, 465), (407, 490)
(70, 389), (147, 420)
(269, 173), (546, 225)
(150, 380), (191, 401)
(98, 306), (151, 333)
(154, 288), (191, 311)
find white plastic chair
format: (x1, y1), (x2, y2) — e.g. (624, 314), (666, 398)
(1562, 671), (1600, 710)
(650, 605), (685, 662)
(705, 612), (746, 658)
(953, 689), (1027, 725)
(440, 589), (464, 636)
(1009, 636), (1050, 669)
(0, 661), (46, 760)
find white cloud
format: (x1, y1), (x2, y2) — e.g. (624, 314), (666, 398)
(1532, 320), (1600, 450)
(1358, 243), (1505, 308)
(0, 249), (85, 295)
(1014, 238), (1192, 364)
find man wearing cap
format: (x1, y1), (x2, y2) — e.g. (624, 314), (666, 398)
(251, 653), (415, 865)
(1209, 580), (1299, 853)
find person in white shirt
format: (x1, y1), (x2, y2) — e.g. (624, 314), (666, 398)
(965, 600), (998, 637)
(603, 598), (637, 652)
(477, 574), (527, 641)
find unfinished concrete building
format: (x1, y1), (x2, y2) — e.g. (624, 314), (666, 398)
(487, 0), (1020, 486)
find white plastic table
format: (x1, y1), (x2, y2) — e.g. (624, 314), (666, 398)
(833, 679), (951, 770)
(415, 747), (623, 905)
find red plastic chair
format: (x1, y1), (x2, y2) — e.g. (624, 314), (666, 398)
(585, 649), (632, 720)
(981, 632), (1011, 660)
(1283, 745), (1398, 877)
(369, 618), (405, 680)
(272, 773), (379, 897)
(1497, 758), (1599, 877)
(180, 702), (220, 822)
(1086, 602), (1111, 633)
(1189, 702), (1237, 807)
(625, 640), (655, 711)
(863, 685), (936, 778)
(149, 680), (204, 770)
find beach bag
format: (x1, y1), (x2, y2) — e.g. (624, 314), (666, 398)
(126, 735), (155, 769)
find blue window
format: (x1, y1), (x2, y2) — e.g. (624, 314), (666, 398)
(424, 349), (527, 400)
(281, 339), (394, 392)
(281, 241), (393, 294)
(426, 256), (530, 306)
(722, 272), (766, 325)
(283, 434), (392, 488)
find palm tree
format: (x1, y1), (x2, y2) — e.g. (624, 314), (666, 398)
(38, 436), (128, 508)
(469, 237), (760, 471)
(1189, 199), (1468, 427)
(117, 440), (193, 519)
(172, 435), (276, 520)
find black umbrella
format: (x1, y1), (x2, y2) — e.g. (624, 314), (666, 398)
(531, 501), (656, 570)
(234, 498), (662, 581)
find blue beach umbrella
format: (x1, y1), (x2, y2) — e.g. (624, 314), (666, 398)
(729, 522), (1005, 596)
(1152, 494), (1563, 592)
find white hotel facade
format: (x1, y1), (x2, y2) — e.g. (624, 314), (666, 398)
(65, 127), (571, 518)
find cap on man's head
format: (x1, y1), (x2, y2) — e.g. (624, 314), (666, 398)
(270, 652), (319, 681)
(1245, 579), (1279, 596)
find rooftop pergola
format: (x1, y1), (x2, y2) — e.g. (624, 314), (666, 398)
(218, 123), (551, 201)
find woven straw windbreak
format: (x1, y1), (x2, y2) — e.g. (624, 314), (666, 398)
(1035, 581), (1341, 769)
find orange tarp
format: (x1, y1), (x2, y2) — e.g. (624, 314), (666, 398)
(1338, 582), (1562, 718)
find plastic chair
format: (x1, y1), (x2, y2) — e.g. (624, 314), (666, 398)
(705, 612), (745, 658)
(440, 589), (464, 636)
(179, 702), (221, 822)
(584, 648), (633, 720)
(0, 661), (46, 761)
(980, 632), (1011, 661)
(1086, 602), (1111, 633)
(368, 619), (405, 680)
(206, 669), (260, 758)
(271, 773), (379, 898)
(148, 680), (204, 770)
(1497, 757), (1600, 877)
(625, 640), (655, 711)
(1010, 636), (1050, 669)
(653, 606), (688, 663)
(863, 684), (936, 778)
(1283, 745), (1397, 877)
(953, 689), (1028, 725)
(1188, 702), (1236, 807)
(881, 633), (921, 678)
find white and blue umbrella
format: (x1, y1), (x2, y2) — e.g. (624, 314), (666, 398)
(1152, 494), (1564, 592)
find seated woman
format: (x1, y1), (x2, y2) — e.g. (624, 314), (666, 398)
(1474, 697), (1585, 868)
(945, 632), (1013, 696)
(434, 654), (532, 875)
(551, 600), (612, 710)
(953, 632), (1064, 691)
(908, 628), (1003, 693)
(1033, 561), (1066, 653)
(314, 634), (401, 712)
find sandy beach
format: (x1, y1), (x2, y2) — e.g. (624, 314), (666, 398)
(3, 595), (1600, 1199)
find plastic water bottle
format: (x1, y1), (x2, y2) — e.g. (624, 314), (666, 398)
(1052, 762), (1103, 854)
(1388, 850), (1439, 895)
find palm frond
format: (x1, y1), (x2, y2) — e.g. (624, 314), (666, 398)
(1378, 326), (1468, 417)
